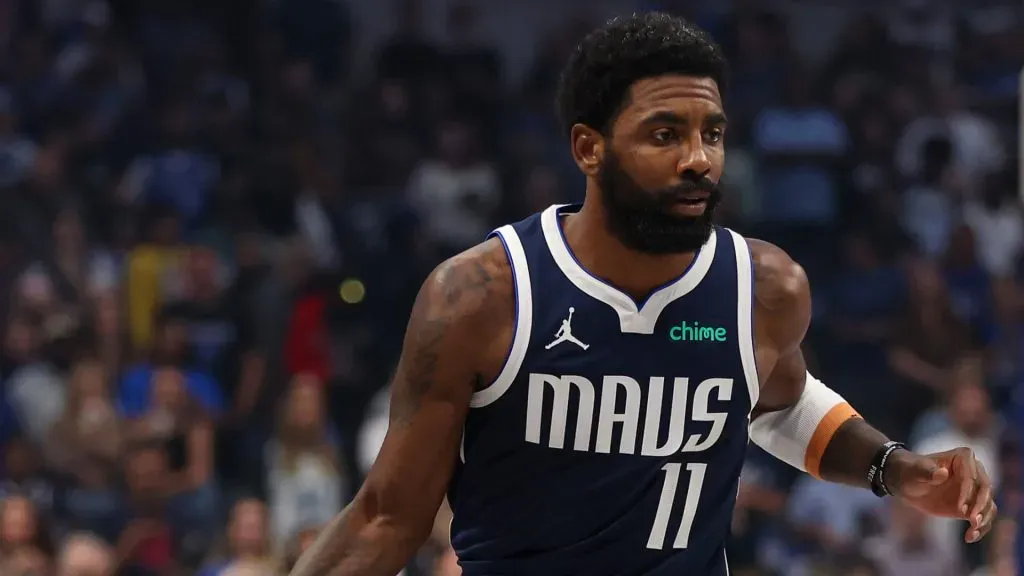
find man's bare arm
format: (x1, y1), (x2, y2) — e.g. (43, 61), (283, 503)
(290, 240), (513, 576)
(749, 239), (997, 541)
(749, 239), (887, 488)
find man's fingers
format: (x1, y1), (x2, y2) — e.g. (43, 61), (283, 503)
(978, 500), (998, 538)
(968, 461), (992, 522)
(955, 453), (978, 515)
(965, 499), (998, 543)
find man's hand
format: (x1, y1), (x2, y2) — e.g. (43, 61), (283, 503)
(888, 447), (997, 543)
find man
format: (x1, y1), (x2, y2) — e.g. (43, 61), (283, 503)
(291, 12), (996, 576)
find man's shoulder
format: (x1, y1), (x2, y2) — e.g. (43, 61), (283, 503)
(402, 238), (517, 392)
(416, 238), (516, 349)
(738, 236), (811, 356)
(741, 237), (809, 312)
(429, 237), (514, 312)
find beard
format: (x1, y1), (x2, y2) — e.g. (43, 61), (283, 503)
(597, 150), (721, 254)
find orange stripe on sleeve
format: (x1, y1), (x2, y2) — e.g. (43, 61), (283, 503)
(803, 403), (861, 479)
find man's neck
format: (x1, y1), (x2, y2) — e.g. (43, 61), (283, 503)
(562, 199), (698, 302)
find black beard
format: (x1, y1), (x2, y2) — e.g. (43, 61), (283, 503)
(597, 151), (721, 254)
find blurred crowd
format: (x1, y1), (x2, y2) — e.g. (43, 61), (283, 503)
(0, 0), (1018, 575)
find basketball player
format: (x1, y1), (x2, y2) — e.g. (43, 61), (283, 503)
(290, 12), (997, 576)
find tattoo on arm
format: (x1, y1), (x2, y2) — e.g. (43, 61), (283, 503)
(392, 258), (495, 424)
(390, 319), (446, 425)
(289, 247), (506, 576)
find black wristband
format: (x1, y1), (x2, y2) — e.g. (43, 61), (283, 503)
(867, 441), (906, 497)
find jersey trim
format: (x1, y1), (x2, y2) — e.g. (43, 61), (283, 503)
(470, 225), (533, 408)
(728, 230), (760, 412)
(540, 204), (717, 334)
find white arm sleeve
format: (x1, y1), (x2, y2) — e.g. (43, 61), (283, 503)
(749, 371), (859, 476)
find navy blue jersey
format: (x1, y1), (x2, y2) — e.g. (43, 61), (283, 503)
(448, 204), (760, 576)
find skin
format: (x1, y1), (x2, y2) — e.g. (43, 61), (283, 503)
(289, 75), (996, 576)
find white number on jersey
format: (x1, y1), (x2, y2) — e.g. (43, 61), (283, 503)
(646, 462), (708, 550)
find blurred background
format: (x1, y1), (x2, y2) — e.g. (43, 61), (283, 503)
(0, 0), (1017, 574)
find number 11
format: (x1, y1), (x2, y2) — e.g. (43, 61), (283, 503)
(647, 462), (708, 550)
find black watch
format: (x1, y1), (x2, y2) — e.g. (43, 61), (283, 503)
(867, 441), (906, 497)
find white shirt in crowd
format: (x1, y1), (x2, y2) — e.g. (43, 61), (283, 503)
(265, 442), (345, 547)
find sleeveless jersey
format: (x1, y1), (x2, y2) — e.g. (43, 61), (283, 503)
(448, 204), (760, 576)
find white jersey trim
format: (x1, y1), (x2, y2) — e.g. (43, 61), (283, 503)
(470, 225), (533, 408)
(540, 204), (717, 334)
(728, 229), (760, 412)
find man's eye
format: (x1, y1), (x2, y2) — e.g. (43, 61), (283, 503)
(652, 129), (676, 143)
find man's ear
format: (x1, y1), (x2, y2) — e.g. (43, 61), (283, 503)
(570, 124), (604, 177)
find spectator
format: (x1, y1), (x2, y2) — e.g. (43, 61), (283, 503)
(9, 141), (72, 269)
(198, 498), (276, 576)
(123, 367), (219, 544)
(2, 312), (40, 381)
(895, 85), (1006, 192)
(17, 206), (119, 313)
(406, 118), (501, 255)
(943, 225), (997, 347)
(124, 205), (186, 351)
(5, 315), (66, 447)
(902, 134), (957, 259)
(118, 100), (220, 230)
(963, 169), (1022, 280)
(0, 437), (56, 519)
(910, 355), (988, 446)
(0, 495), (53, 568)
(116, 443), (177, 576)
(89, 291), (124, 384)
(45, 358), (123, 540)
(266, 374), (344, 544)
(283, 269), (332, 385)
(162, 245), (266, 493)
(292, 143), (341, 273)
(118, 313), (224, 419)
(916, 366), (1001, 567)
(165, 246), (261, 422)
(889, 260), (974, 438)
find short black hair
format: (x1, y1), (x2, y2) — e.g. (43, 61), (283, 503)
(556, 12), (727, 137)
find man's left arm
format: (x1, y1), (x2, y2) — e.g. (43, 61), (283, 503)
(747, 239), (997, 543)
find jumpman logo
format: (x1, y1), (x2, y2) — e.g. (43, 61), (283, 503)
(545, 307), (590, 350)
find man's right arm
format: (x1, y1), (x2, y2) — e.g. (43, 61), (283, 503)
(290, 239), (512, 576)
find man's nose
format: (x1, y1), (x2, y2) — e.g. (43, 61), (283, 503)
(676, 133), (711, 176)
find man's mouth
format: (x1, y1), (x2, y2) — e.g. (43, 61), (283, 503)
(676, 191), (710, 206)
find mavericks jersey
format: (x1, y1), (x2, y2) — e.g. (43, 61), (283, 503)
(448, 204), (760, 576)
